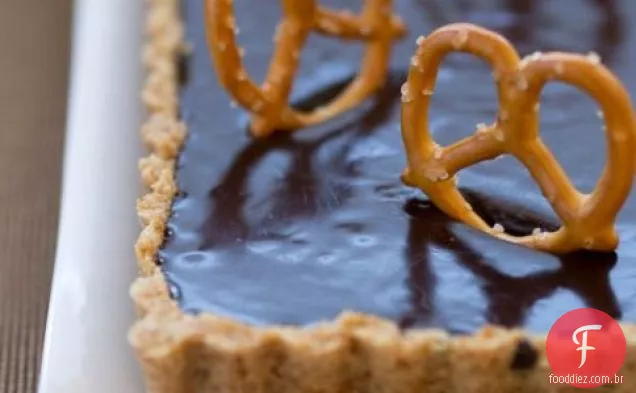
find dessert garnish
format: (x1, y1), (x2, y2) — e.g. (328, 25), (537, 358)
(400, 23), (636, 253)
(205, 0), (406, 137)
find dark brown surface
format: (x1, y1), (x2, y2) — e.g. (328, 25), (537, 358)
(0, 0), (71, 392)
(162, 0), (636, 333)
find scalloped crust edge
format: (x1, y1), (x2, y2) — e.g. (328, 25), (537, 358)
(130, 1), (636, 392)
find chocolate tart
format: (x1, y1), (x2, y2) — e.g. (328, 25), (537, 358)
(131, 0), (636, 391)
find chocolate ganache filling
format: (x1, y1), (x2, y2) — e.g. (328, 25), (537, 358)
(160, 0), (636, 333)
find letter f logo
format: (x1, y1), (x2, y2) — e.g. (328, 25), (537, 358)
(546, 308), (626, 388)
(572, 324), (602, 368)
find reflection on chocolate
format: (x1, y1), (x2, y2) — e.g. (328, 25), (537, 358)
(160, 0), (636, 332)
(420, 0), (624, 62)
(400, 197), (621, 330)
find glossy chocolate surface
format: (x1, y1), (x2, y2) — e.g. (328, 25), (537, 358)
(161, 0), (636, 333)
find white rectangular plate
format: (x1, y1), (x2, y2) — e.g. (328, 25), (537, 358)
(38, 0), (146, 391)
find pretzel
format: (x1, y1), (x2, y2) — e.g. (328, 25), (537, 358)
(205, 0), (406, 137)
(400, 23), (636, 254)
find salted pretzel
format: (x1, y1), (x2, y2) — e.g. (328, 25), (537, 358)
(205, 0), (406, 137)
(400, 23), (636, 254)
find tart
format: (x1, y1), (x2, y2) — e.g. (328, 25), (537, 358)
(131, 0), (636, 392)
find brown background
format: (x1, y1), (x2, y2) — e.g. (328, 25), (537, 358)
(0, 0), (72, 391)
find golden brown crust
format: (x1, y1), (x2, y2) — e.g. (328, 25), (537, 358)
(205, 0), (406, 137)
(132, 1), (636, 392)
(400, 23), (636, 254)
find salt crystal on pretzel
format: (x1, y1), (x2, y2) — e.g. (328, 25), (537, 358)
(400, 23), (636, 254)
(205, 0), (406, 138)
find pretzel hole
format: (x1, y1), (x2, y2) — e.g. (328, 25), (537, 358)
(230, 0), (280, 81)
(462, 187), (560, 237)
(458, 157), (559, 236)
(293, 76), (358, 111)
(322, 0), (363, 12)
(289, 33), (365, 108)
(427, 54), (498, 146)
(537, 82), (606, 194)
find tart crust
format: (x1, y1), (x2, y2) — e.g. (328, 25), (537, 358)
(131, 1), (636, 392)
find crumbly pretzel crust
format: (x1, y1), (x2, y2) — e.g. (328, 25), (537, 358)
(132, 1), (636, 392)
